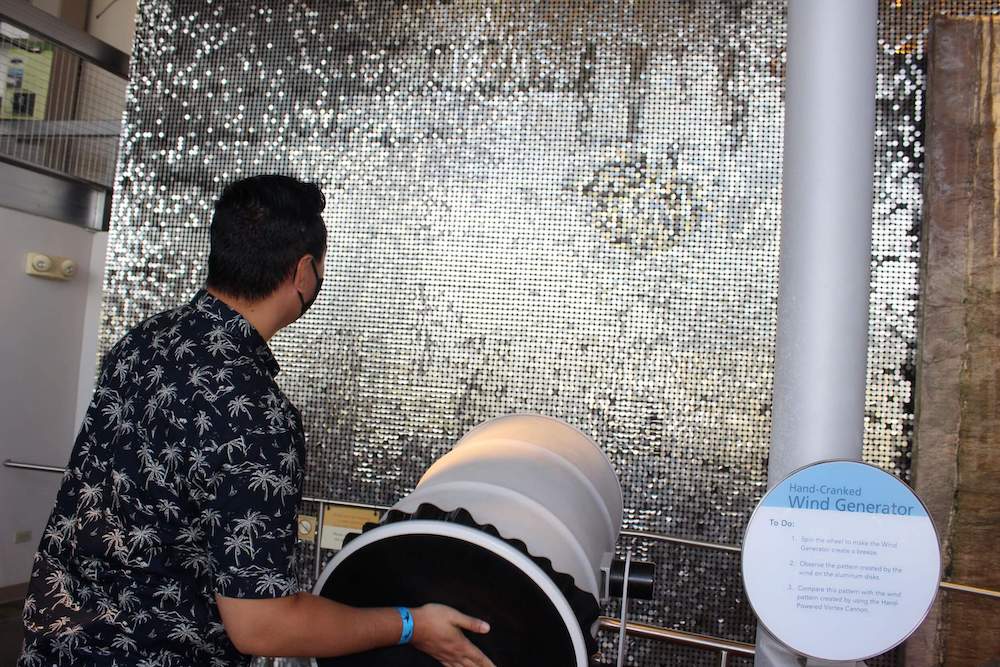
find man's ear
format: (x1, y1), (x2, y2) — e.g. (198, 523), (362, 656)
(291, 254), (315, 293)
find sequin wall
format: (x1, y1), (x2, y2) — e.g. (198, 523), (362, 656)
(98, 1), (997, 665)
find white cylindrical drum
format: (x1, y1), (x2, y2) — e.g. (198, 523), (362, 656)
(396, 413), (623, 598)
(314, 414), (624, 667)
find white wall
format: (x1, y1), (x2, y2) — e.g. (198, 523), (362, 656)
(75, 231), (107, 428)
(0, 0), (137, 589)
(29, 0), (62, 18)
(0, 0), (137, 590)
(73, 0), (134, 428)
(0, 208), (107, 588)
(86, 0), (138, 54)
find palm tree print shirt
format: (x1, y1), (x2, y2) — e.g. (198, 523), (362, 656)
(19, 290), (305, 667)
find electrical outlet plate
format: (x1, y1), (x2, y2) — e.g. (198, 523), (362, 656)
(25, 252), (76, 281)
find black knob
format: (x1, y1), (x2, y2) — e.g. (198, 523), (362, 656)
(608, 558), (655, 600)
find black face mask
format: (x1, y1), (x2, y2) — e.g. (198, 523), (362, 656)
(297, 257), (323, 318)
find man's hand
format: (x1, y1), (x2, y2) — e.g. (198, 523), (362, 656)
(411, 603), (495, 667)
(215, 593), (495, 663)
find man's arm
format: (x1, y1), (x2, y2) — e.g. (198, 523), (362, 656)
(192, 385), (494, 664)
(216, 593), (495, 666)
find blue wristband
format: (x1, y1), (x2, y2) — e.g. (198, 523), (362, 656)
(396, 606), (414, 645)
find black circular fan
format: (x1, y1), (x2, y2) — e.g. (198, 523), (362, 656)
(314, 503), (601, 667)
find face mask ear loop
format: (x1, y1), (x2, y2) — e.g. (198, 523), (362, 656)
(297, 257), (322, 318)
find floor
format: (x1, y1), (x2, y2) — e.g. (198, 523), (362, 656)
(0, 600), (23, 667)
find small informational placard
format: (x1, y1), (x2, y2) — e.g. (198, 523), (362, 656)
(742, 460), (940, 661)
(297, 514), (318, 542)
(320, 504), (382, 551)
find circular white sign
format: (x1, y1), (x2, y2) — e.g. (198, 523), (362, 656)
(742, 460), (941, 661)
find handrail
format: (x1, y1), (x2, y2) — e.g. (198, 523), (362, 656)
(306, 497), (748, 553)
(939, 581), (1000, 600)
(0, 0), (130, 78)
(621, 528), (741, 553)
(0, 120), (124, 138)
(4, 459), (67, 474)
(597, 616), (756, 656)
(7, 458), (1000, 601)
(301, 495), (389, 513)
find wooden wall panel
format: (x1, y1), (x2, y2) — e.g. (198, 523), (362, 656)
(909, 15), (1000, 667)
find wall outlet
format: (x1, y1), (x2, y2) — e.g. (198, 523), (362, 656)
(14, 530), (32, 544)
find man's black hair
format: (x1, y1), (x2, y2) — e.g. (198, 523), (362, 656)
(207, 175), (327, 301)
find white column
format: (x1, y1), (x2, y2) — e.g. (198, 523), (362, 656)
(755, 1), (878, 665)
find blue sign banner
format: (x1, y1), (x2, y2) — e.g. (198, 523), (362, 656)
(760, 460), (927, 517)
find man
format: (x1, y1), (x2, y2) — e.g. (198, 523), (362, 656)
(19, 175), (494, 667)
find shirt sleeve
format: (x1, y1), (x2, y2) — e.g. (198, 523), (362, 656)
(191, 385), (304, 600)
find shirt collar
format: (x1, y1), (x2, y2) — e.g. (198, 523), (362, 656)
(191, 289), (281, 378)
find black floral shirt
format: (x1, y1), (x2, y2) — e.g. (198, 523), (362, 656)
(19, 290), (305, 667)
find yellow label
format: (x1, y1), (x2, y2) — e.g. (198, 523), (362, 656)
(320, 505), (382, 551)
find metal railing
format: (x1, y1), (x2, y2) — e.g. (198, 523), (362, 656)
(597, 617), (755, 667)
(0, 0), (128, 76)
(0, 0), (130, 229)
(3, 459), (66, 474)
(8, 457), (1000, 667)
(302, 493), (746, 554)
